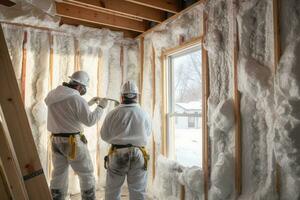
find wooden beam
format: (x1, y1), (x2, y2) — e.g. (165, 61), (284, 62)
(0, 25), (52, 199)
(125, 0), (179, 13)
(0, 0), (15, 7)
(202, 12), (209, 200)
(63, 0), (142, 21)
(60, 17), (139, 38)
(56, 2), (148, 33)
(63, 0), (166, 23)
(162, 36), (203, 56)
(136, 1), (203, 39)
(0, 121), (29, 200)
(0, 163), (12, 200)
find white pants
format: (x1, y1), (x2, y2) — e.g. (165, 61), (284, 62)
(50, 136), (95, 200)
(105, 147), (148, 200)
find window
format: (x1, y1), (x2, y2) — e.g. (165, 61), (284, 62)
(166, 45), (202, 168)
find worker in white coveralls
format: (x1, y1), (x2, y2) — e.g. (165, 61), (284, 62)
(45, 71), (108, 200)
(100, 80), (152, 200)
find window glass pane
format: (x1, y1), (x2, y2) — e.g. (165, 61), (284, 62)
(173, 50), (202, 105)
(174, 116), (202, 167)
(168, 47), (202, 167)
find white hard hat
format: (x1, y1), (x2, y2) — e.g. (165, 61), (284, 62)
(68, 71), (89, 87)
(121, 80), (139, 98)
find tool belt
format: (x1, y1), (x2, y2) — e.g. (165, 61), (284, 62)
(51, 132), (87, 160)
(104, 144), (150, 170)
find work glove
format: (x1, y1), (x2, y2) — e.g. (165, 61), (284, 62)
(98, 98), (108, 109)
(88, 97), (100, 106)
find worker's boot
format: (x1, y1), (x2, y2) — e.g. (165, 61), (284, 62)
(82, 187), (96, 200)
(51, 189), (65, 200)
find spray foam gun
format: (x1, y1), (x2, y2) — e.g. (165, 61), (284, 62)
(99, 97), (120, 107)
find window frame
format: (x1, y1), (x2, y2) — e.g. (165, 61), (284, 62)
(166, 46), (202, 163)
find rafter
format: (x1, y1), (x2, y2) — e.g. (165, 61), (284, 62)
(60, 17), (140, 38)
(62, 0), (166, 23)
(56, 2), (149, 33)
(124, 0), (179, 13)
(0, 0), (15, 7)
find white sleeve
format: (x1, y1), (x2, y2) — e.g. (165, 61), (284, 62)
(145, 112), (152, 136)
(100, 113), (111, 142)
(76, 97), (103, 127)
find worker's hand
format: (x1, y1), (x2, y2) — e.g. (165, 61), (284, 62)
(88, 97), (100, 106)
(98, 98), (108, 109)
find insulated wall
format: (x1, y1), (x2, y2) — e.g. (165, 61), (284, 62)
(140, 0), (300, 200)
(140, 4), (205, 199)
(2, 23), (140, 196)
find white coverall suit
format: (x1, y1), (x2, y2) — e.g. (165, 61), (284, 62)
(100, 103), (152, 200)
(45, 85), (103, 200)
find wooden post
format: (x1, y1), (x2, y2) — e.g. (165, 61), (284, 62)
(202, 12), (209, 200)
(0, 25), (52, 199)
(272, 0), (281, 196)
(21, 31), (27, 102)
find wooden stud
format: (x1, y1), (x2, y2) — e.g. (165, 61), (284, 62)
(56, 2), (148, 33)
(161, 54), (167, 156)
(201, 12), (209, 200)
(230, 0), (242, 196)
(21, 31), (27, 102)
(125, 0), (179, 13)
(151, 44), (156, 180)
(0, 25), (52, 200)
(180, 184), (185, 200)
(272, 0), (281, 196)
(74, 38), (80, 71)
(47, 34), (54, 180)
(0, 121), (29, 200)
(139, 37), (144, 105)
(96, 51), (104, 177)
(120, 45), (124, 84)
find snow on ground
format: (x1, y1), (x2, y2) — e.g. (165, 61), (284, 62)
(175, 127), (202, 168)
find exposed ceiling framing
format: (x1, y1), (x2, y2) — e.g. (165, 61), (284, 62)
(56, 0), (200, 38)
(0, 0), (201, 38)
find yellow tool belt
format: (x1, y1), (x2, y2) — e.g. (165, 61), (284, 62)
(52, 132), (87, 160)
(104, 145), (150, 170)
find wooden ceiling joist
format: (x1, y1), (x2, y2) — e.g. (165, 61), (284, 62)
(56, 2), (148, 33)
(60, 17), (140, 38)
(62, 0), (166, 23)
(0, 0), (15, 7)
(124, 0), (180, 13)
